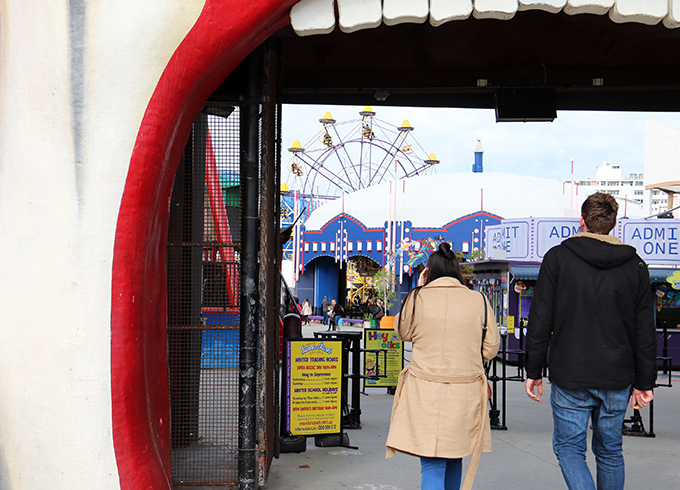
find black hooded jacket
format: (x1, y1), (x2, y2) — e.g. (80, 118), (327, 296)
(526, 233), (657, 391)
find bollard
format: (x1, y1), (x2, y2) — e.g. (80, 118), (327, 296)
(280, 312), (306, 452)
(283, 313), (302, 339)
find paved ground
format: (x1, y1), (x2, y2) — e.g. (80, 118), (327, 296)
(183, 322), (680, 489)
(262, 323), (680, 490)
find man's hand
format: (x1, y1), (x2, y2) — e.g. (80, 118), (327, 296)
(525, 378), (543, 402)
(631, 389), (653, 409)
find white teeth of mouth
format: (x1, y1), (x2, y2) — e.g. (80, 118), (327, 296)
(291, 0), (680, 37)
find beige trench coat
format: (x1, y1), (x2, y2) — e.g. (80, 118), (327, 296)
(386, 277), (500, 465)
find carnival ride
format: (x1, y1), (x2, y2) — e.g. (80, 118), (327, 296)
(281, 106), (440, 263)
(284, 106), (439, 200)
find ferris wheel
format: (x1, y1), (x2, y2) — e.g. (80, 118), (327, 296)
(284, 106), (439, 202)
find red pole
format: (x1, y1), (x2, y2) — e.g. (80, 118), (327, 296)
(205, 126), (238, 305)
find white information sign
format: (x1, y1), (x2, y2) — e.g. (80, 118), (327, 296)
(485, 221), (531, 260)
(483, 217), (680, 266)
(621, 220), (680, 263)
(485, 225), (505, 259)
(535, 218), (581, 258)
(501, 220), (531, 260)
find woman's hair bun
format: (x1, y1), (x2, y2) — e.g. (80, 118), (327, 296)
(438, 242), (454, 258)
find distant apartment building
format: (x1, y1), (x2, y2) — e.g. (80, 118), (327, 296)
(560, 118), (680, 218)
(562, 161), (668, 216)
(576, 161), (645, 202)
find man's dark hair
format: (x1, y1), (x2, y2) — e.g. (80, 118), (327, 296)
(581, 192), (619, 234)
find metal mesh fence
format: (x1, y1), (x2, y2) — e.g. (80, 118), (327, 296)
(167, 104), (242, 487)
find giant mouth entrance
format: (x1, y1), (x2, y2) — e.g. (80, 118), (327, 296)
(113, 3), (680, 489)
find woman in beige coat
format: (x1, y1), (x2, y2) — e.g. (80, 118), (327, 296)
(386, 243), (500, 490)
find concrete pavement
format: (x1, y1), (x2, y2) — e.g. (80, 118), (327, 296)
(262, 323), (679, 490)
(181, 321), (679, 489)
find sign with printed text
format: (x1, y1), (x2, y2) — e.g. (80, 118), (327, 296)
(286, 340), (343, 436)
(485, 225), (505, 259)
(621, 220), (680, 263)
(363, 329), (404, 387)
(501, 220), (531, 260)
(485, 217), (680, 266)
(485, 221), (530, 260)
(506, 315), (515, 334)
(536, 218), (581, 258)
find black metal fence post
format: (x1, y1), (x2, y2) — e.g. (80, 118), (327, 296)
(239, 48), (262, 490)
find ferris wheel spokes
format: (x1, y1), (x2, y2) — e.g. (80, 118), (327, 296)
(285, 107), (440, 203)
(296, 150), (355, 195)
(329, 124), (362, 192)
(367, 129), (412, 188)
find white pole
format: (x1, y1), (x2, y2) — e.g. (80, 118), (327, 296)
(392, 160), (398, 291)
(392, 160), (397, 264)
(399, 180), (405, 284)
(570, 159), (574, 218)
(387, 180), (393, 276)
(293, 175), (299, 281)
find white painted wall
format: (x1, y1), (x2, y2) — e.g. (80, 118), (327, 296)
(644, 117), (680, 187)
(644, 118), (680, 214)
(595, 161), (623, 180)
(0, 1), (204, 488)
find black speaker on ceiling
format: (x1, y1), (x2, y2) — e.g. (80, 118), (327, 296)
(495, 88), (557, 122)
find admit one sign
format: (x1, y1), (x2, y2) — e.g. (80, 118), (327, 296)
(487, 218), (680, 266)
(486, 218), (582, 261)
(620, 221), (680, 264)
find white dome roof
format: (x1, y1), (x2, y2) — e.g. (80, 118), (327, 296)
(303, 172), (646, 230)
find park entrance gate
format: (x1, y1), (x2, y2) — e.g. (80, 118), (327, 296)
(166, 45), (282, 487)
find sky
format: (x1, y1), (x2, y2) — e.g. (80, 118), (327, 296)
(281, 104), (680, 183)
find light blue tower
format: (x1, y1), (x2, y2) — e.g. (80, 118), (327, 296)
(473, 138), (484, 173)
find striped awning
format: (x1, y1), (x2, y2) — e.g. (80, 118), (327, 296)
(509, 265), (541, 280)
(649, 268), (680, 282)
(509, 266), (678, 282)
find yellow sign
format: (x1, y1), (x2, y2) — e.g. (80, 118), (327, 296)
(286, 340), (343, 435)
(364, 329), (403, 387)
(666, 271), (680, 290)
(507, 315), (515, 334)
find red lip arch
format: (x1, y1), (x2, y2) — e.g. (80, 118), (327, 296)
(110, 1), (297, 487)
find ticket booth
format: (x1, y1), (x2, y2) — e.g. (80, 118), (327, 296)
(650, 271), (680, 371)
(472, 260), (540, 365)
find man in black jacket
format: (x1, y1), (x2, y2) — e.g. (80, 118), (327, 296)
(525, 192), (656, 490)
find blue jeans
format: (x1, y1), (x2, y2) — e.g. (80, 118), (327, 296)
(551, 383), (630, 490)
(420, 456), (462, 490)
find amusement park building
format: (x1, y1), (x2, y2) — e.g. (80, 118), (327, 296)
(292, 171), (647, 311)
(3, 1), (680, 490)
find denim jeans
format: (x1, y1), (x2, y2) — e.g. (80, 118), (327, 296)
(420, 456), (462, 490)
(551, 383), (630, 490)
